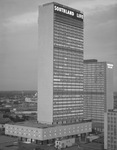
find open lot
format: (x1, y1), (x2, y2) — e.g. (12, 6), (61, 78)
(0, 135), (18, 150)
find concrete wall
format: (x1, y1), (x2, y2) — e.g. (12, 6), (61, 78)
(5, 124), (43, 140)
(38, 3), (54, 124)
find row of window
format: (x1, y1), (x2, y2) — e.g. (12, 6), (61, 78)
(54, 68), (83, 73)
(54, 38), (83, 47)
(54, 34), (83, 42)
(54, 55), (83, 62)
(54, 24), (83, 35)
(84, 88), (104, 91)
(54, 43), (83, 50)
(54, 43), (83, 51)
(54, 99), (83, 102)
(54, 74), (83, 78)
(54, 64), (83, 70)
(53, 116), (83, 121)
(54, 94), (83, 97)
(53, 113), (83, 118)
(54, 81), (83, 84)
(53, 103), (83, 106)
(54, 72), (83, 76)
(53, 89), (83, 92)
(53, 110), (83, 115)
(54, 21), (83, 33)
(54, 29), (83, 39)
(84, 66), (105, 69)
(54, 14), (83, 29)
(54, 48), (83, 56)
(54, 84), (83, 87)
(53, 106), (83, 110)
(54, 37), (83, 45)
(54, 68), (83, 72)
(54, 101), (83, 104)
(54, 80), (83, 84)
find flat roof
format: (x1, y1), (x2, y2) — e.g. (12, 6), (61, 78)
(84, 59), (98, 63)
(84, 59), (113, 65)
(12, 121), (55, 128)
(10, 119), (92, 129)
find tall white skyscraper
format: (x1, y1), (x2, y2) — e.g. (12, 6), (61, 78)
(38, 2), (84, 125)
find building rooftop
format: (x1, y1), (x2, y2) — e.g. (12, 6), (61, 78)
(84, 59), (98, 63)
(12, 121), (55, 128)
(9, 119), (92, 129)
(42, 2), (83, 14)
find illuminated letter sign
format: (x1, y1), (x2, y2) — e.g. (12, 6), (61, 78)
(54, 5), (83, 20)
(54, 6), (74, 16)
(107, 64), (113, 69)
(76, 13), (83, 19)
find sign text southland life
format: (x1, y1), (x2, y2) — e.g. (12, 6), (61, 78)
(54, 5), (83, 20)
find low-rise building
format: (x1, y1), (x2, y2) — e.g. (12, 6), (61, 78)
(5, 120), (92, 143)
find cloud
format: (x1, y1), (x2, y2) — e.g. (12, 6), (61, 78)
(3, 11), (38, 31)
(69, 0), (117, 15)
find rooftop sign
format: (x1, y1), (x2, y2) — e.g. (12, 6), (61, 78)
(54, 4), (83, 20)
(107, 64), (113, 69)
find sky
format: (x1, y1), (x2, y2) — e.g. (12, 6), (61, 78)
(0, 0), (117, 91)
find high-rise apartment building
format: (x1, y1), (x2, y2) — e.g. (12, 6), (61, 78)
(84, 59), (113, 130)
(104, 109), (117, 150)
(38, 2), (84, 125)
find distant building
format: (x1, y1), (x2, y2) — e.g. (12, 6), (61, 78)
(104, 109), (117, 150)
(114, 92), (117, 109)
(38, 2), (84, 125)
(84, 59), (114, 131)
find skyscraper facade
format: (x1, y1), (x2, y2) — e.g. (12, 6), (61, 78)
(104, 109), (117, 150)
(84, 59), (113, 130)
(38, 2), (84, 125)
